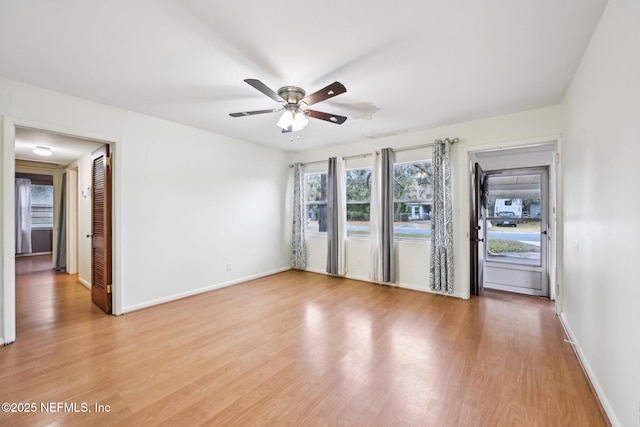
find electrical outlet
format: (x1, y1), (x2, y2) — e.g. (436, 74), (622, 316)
(357, 259), (362, 267)
(226, 263), (232, 271)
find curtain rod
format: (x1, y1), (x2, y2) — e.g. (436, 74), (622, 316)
(288, 137), (459, 168)
(392, 138), (459, 154)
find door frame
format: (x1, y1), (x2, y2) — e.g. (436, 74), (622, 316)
(1, 116), (122, 344)
(483, 166), (550, 297)
(468, 141), (559, 310)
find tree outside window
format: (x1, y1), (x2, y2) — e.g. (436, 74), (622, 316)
(393, 161), (433, 239)
(346, 168), (371, 236)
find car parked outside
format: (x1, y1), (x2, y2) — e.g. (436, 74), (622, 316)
(495, 211), (518, 227)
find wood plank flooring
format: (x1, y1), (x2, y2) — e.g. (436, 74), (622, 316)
(1, 255), (609, 426)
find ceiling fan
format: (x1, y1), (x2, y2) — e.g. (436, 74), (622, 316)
(229, 79), (348, 133)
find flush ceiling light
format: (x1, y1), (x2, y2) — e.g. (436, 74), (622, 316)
(33, 146), (53, 156)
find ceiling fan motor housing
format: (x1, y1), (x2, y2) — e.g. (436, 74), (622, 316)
(277, 86), (306, 105)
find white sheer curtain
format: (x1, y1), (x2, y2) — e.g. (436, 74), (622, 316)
(430, 140), (454, 293)
(326, 157), (347, 276)
(15, 178), (33, 255)
(369, 151), (383, 282)
(291, 163), (307, 270)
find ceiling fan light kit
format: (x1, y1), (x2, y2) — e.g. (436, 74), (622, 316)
(229, 79), (348, 134)
(277, 109), (309, 131)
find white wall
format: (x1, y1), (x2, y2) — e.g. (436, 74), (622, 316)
(0, 77), (291, 334)
(561, 0), (640, 425)
(76, 152), (92, 287)
(288, 105), (563, 299)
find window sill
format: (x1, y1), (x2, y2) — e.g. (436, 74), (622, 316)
(305, 232), (430, 244)
(394, 237), (430, 244)
(347, 234), (370, 241)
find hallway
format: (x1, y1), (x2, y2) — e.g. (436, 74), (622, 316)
(14, 255), (104, 336)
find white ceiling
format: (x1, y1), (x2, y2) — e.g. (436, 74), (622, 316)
(0, 0), (607, 152)
(15, 128), (105, 165)
(488, 174), (541, 198)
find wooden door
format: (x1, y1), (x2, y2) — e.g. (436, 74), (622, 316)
(91, 145), (112, 314)
(470, 162), (486, 296)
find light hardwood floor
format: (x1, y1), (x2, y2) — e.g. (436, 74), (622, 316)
(1, 255), (609, 426)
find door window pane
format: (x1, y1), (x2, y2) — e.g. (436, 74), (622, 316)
(486, 173), (541, 266)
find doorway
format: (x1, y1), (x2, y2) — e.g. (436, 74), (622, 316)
(2, 121), (117, 344)
(469, 143), (557, 300)
(483, 167), (549, 296)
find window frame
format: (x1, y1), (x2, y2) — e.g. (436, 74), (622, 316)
(304, 171), (328, 234)
(29, 183), (54, 230)
(345, 167), (372, 239)
(301, 158), (434, 242)
(392, 159), (433, 242)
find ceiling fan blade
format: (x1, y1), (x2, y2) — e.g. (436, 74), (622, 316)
(306, 109), (348, 124)
(302, 81), (346, 106)
(229, 108), (280, 117)
(244, 79), (283, 102)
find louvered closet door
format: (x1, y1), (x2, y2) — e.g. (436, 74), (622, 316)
(91, 145), (112, 314)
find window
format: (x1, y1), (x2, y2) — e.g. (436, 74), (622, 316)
(304, 161), (433, 240)
(393, 161), (433, 239)
(346, 168), (371, 236)
(305, 173), (327, 232)
(30, 184), (54, 229)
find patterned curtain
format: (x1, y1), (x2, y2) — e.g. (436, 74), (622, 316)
(291, 163), (307, 270)
(326, 157), (347, 276)
(430, 140), (454, 293)
(380, 148), (395, 283)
